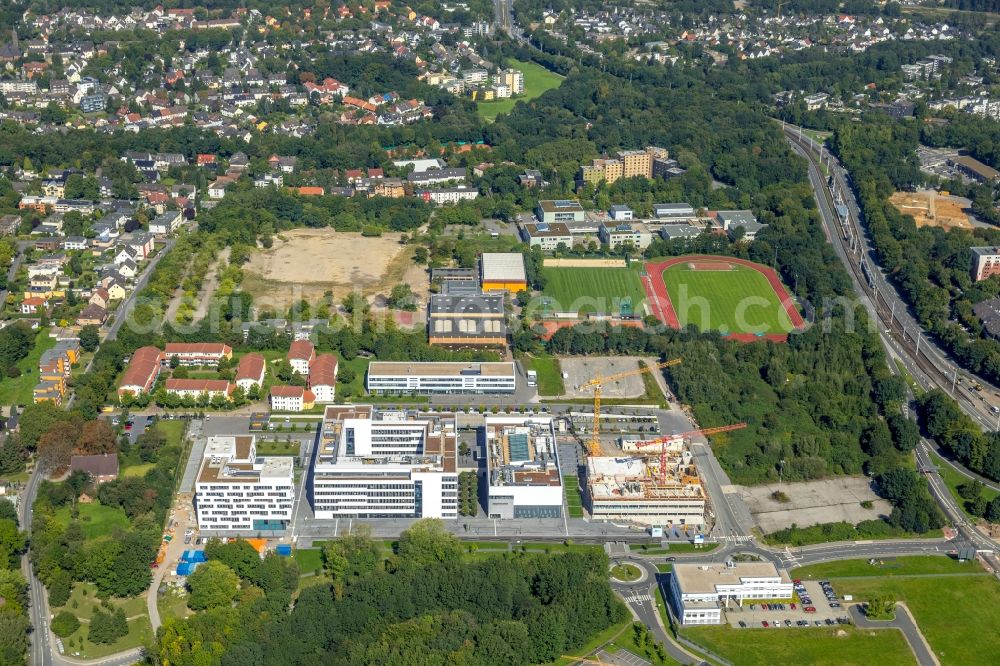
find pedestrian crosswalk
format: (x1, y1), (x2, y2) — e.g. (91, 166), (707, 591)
(720, 534), (755, 543)
(621, 591), (652, 605)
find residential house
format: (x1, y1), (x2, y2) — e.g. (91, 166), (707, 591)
(164, 378), (232, 400)
(309, 354), (338, 403)
(287, 340), (315, 376)
(234, 353), (266, 392)
(269, 386), (315, 412)
(70, 454), (119, 483)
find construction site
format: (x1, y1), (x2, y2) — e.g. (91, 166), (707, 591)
(572, 358), (742, 529)
(889, 189), (973, 230)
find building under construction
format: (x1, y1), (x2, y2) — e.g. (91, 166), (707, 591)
(583, 449), (706, 527)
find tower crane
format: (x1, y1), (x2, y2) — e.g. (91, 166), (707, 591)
(578, 358), (682, 457)
(634, 423), (747, 485)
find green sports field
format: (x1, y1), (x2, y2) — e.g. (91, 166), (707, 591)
(541, 266), (646, 317)
(662, 264), (793, 334)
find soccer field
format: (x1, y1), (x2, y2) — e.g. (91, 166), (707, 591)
(541, 267), (647, 316)
(661, 264), (794, 334)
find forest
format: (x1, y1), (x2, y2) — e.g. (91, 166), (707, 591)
(154, 522), (627, 666)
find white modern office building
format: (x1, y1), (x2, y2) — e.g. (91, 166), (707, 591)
(484, 415), (563, 519)
(366, 361), (516, 394)
(669, 562), (793, 625)
(310, 405), (459, 519)
(194, 435), (294, 533)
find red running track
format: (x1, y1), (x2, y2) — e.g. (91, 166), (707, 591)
(642, 255), (806, 339)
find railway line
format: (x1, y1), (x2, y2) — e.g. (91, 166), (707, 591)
(784, 126), (1000, 430)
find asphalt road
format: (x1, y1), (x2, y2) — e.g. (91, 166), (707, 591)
(849, 603), (936, 666)
(106, 238), (175, 341)
(609, 559), (705, 666)
(0, 240), (29, 309)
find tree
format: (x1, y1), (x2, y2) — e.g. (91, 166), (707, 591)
(187, 560), (239, 610)
(322, 525), (381, 579)
(47, 569), (72, 607)
(396, 519), (462, 566)
(0, 519), (25, 569)
(76, 420), (116, 455)
(51, 611), (80, 638)
(88, 606), (127, 644)
(37, 421), (78, 471)
(387, 283), (417, 311)
(79, 325), (100, 352)
(886, 413), (920, 452)
(18, 403), (70, 449)
(205, 538), (262, 583)
(865, 594), (895, 620)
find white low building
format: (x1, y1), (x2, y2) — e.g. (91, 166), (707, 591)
(366, 361), (516, 394)
(310, 405), (459, 519)
(669, 562), (793, 625)
(194, 435), (294, 533)
(484, 415), (563, 519)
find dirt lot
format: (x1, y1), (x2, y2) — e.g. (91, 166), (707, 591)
(889, 190), (972, 230)
(241, 229), (425, 309)
(559, 357), (647, 399)
(739, 477), (891, 534)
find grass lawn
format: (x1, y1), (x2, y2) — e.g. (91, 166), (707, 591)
(477, 59), (564, 122)
(793, 555), (978, 579)
(0, 328), (56, 405)
(541, 266), (647, 317)
(121, 462), (154, 478)
(661, 263), (794, 335)
(156, 588), (191, 623)
(257, 440), (301, 456)
(655, 563), (673, 573)
(563, 475), (584, 518)
(928, 449), (999, 519)
(683, 624), (913, 666)
(335, 356), (372, 399)
(53, 503), (130, 539)
(294, 548), (324, 574)
(55, 582), (147, 619)
(519, 353), (564, 396)
(607, 629), (682, 666)
(817, 566), (1000, 666)
(155, 420), (187, 448)
(59, 612), (152, 660)
(610, 564), (642, 582)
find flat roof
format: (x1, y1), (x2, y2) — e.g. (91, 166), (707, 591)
(480, 253), (527, 283)
(429, 293), (504, 315)
(369, 361), (515, 377)
(673, 562), (790, 594)
(523, 222), (572, 237)
(537, 199), (584, 213)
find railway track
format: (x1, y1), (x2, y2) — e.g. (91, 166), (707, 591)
(784, 128), (993, 418)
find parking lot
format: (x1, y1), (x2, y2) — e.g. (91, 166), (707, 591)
(726, 580), (852, 629)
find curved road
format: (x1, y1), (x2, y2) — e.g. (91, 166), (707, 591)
(849, 603), (938, 666)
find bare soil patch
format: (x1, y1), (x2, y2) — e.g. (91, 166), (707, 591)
(889, 190), (972, 230)
(242, 229), (417, 309)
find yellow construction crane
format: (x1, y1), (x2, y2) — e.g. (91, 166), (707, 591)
(578, 358), (682, 457)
